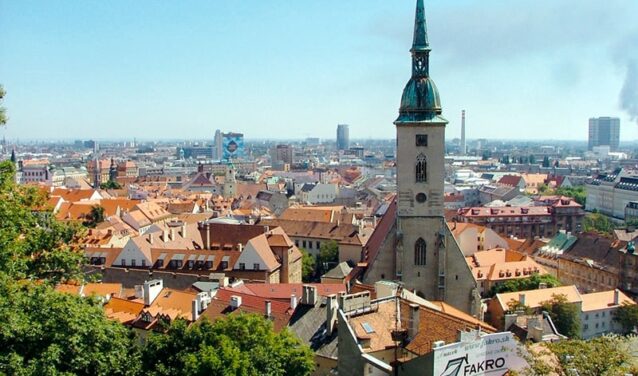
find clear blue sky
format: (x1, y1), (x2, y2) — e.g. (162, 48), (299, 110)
(1, 0), (637, 141)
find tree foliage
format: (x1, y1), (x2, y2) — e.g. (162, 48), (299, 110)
(100, 180), (122, 190)
(540, 294), (581, 338)
(582, 212), (615, 235)
(83, 205), (105, 228)
(489, 273), (561, 297)
(0, 85), (6, 126)
(517, 336), (638, 376)
(318, 240), (339, 273)
(299, 248), (316, 283)
(142, 314), (315, 376)
(0, 161), (85, 283)
(547, 335), (637, 376)
(613, 302), (638, 334)
(0, 277), (140, 376)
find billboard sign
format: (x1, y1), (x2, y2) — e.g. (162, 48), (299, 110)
(222, 133), (244, 160)
(433, 332), (520, 376)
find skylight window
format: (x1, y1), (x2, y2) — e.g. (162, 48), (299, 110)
(361, 322), (375, 334)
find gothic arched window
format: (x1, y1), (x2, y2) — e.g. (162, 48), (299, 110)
(416, 154), (427, 183)
(415, 238), (426, 266)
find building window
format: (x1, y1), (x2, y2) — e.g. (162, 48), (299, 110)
(414, 238), (426, 265)
(415, 154), (427, 183)
(416, 134), (428, 147)
(302, 240), (307, 248)
(131, 259), (136, 267)
(221, 261), (228, 269)
(253, 263), (259, 270)
(308, 241), (313, 249)
(141, 259), (146, 267)
(121, 259), (126, 267)
(316, 241), (320, 249)
(239, 263), (246, 270)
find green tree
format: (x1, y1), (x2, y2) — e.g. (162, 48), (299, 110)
(529, 154), (536, 164)
(299, 248), (316, 283)
(0, 277), (141, 376)
(547, 335), (636, 376)
(0, 161), (85, 283)
(613, 302), (638, 334)
(489, 273), (561, 297)
(542, 155), (550, 168)
(540, 294), (581, 338)
(582, 212), (615, 235)
(318, 240), (339, 273)
(555, 186), (587, 206)
(142, 314), (314, 376)
(100, 180), (122, 189)
(0, 85), (6, 126)
(83, 205), (105, 228)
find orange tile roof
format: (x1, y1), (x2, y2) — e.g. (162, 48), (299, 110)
(580, 289), (635, 311)
(104, 297), (145, 324)
(495, 285), (582, 312)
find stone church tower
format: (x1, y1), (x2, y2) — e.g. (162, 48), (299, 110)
(394, 0), (480, 315)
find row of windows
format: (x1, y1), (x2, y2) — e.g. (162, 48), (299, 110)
(238, 263), (260, 271)
(583, 321), (606, 331)
(294, 239), (321, 250)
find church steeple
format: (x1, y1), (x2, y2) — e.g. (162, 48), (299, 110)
(412, 0), (428, 49)
(396, 0), (443, 123)
(411, 0), (430, 78)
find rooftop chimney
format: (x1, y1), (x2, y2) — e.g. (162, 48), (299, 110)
(170, 227), (176, 241)
(265, 300), (272, 318)
(290, 294), (298, 310)
(205, 223), (211, 250)
(148, 233), (154, 245)
(230, 295), (242, 309)
(181, 223), (187, 238)
(302, 285), (318, 306)
(614, 289), (620, 305)
(192, 299), (200, 322)
(143, 279), (163, 306)
(326, 294), (338, 334)
(408, 303), (420, 340)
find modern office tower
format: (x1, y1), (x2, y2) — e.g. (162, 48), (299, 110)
(213, 129), (223, 160)
(336, 124), (350, 150)
(588, 117), (620, 151)
(273, 144), (293, 165)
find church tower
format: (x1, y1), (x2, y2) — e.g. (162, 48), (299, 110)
(395, 0), (479, 314)
(222, 162), (236, 199)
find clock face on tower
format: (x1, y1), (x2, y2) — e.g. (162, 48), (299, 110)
(416, 192), (427, 203)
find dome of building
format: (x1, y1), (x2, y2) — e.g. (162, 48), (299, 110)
(399, 76), (441, 116)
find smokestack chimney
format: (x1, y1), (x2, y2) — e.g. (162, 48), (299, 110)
(265, 300), (272, 318)
(460, 110), (466, 156)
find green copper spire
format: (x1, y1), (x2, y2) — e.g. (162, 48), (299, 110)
(395, 0), (444, 123)
(411, 0), (430, 53)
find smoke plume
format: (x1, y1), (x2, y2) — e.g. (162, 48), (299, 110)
(620, 60), (638, 124)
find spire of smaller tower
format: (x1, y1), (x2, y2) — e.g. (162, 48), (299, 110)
(411, 0), (430, 53)
(10, 148), (16, 164)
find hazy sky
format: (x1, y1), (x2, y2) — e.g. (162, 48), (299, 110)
(1, 0), (637, 141)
